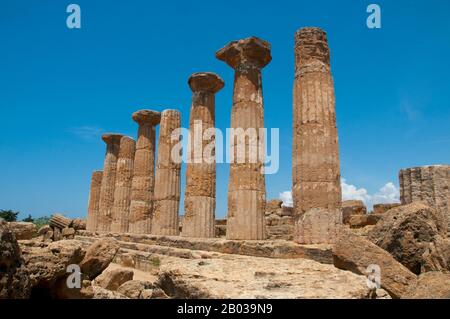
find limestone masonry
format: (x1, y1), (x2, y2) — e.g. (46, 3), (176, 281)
(399, 165), (450, 231)
(129, 110), (160, 234)
(152, 110), (182, 236)
(182, 72), (224, 238)
(86, 171), (103, 232)
(292, 27), (342, 244)
(216, 36), (271, 240)
(111, 136), (136, 233)
(98, 134), (123, 232)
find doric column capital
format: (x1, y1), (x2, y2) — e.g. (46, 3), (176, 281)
(102, 133), (123, 145)
(216, 36), (271, 70)
(188, 72), (224, 94)
(132, 110), (161, 126)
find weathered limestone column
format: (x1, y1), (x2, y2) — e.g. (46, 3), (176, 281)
(111, 136), (136, 233)
(293, 27), (342, 244)
(216, 37), (271, 240)
(129, 110), (161, 234)
(399, 165), (450, 231)
(98, 133), (123, 232)
(86, 170), (103, 232)
(152, 110), (182, 236)
(182, 72), (224, 238)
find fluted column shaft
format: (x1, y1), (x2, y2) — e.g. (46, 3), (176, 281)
(182, 73), (224, 238)
(152, 110), (182, 235)
(293, 28), (342, 215)
(86, 170), (103, 232)
(129, 110), (161, 234)
(98, 134), (123, 232)
(399, 165), (450, 231)
(111, 136), (136, 233)
(216, 37), (271, 240)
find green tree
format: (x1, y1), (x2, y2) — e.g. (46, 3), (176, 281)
(23, 214), (34, 223)
(0, 210), (19, 222)
(33, 216), (51, 228)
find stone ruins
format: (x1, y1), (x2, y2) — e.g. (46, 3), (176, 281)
(129, 110), (160, 234)
(86, 171), (102, 231)
(152, 110), (182, 236)
(399, 165), (450, 231)
(111, 136), (136, 233)
(292, 27), (342, 244)
(97, 134), (123, 232)
(3, 26), (449, 301)
(82, 27), (448, 255)
(216, 37), (271, 240)
(182, 72), (224, 238)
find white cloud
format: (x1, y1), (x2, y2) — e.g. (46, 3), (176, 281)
(68, 126), (104, 140)
(371, 182), (400, 205)
(279, 191), (293, 207)
(341, 178), (371, 203)
(280, 179), (400, 211)
(342, 179), (400, 210)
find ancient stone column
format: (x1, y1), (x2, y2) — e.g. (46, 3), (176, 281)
(293, 27), (342, 214)
(399, 165), (450, 231)
(98, 133), (123, 232)
(86, 170), (103, 232)
(216, 37), (271, 240)
(111, 136), (136, 233)
(152, 110), (182, 236)
(181, 72), (224, 238)
(129, 110), (161, 234)
(292, 27), (342, 244)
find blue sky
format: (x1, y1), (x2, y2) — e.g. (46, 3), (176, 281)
(1, 0), (449, 220)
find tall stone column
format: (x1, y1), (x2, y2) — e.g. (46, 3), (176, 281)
(152, 110), (182, 236)
(98, 133), (123, 232)
(182, 72), (224, 238)
(293, 27), (342, 244)
(111, 136), (136, 233)
(216, 37), (271, 240)
(86, 170), (103, 232)
(399, 165), (450, 231)
(129, 110), (161, 234)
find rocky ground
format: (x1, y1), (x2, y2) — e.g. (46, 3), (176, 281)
(1, 201), (450, 299)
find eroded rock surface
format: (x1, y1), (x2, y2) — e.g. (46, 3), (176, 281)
(368, 202), (449, 274)
(94, 265), (134, 291)
(333, 228), (416, 298)
(403, 271), (450, 299)
(157, 254), (375, 299)
(80, 238), (120, 280)
(21, 240), (85, 291)
(0, 221), (31, 299)
(8, 222), (37, 240)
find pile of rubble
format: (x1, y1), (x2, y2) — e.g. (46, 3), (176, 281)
(265, 200), (295, 240)
(38, 214), (86, 242)
(341, 201), (401, 229)
(1, 220), (167, 299)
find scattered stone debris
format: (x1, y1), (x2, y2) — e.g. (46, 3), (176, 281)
(8, 222), (37, 240)
(35, 214), (86, 242)
(342, 200), (367, 224)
